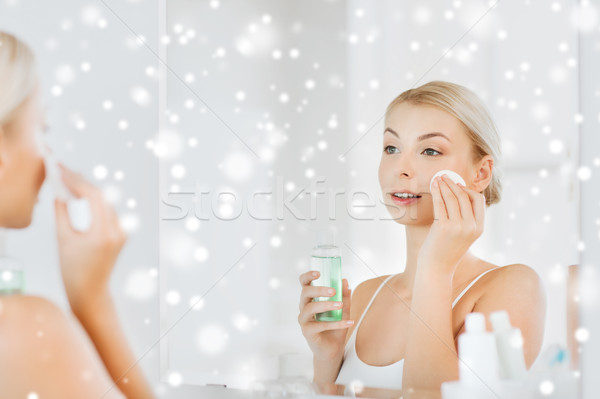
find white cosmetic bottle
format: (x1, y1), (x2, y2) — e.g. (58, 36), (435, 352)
(490, 310), (528, 380)
(442, 313), (502, 399)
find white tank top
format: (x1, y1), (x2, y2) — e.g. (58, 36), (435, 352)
(335, 268), (496, 395)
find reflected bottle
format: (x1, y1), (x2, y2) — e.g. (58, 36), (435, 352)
(310, 230), (342, 322)
(0, 228), (24, 295)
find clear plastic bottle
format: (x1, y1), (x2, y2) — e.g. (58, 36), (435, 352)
(310, 229), (342, 322)
(0, 228), (24, 295)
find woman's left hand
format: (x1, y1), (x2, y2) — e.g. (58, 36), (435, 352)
(417, 174), (486, 275)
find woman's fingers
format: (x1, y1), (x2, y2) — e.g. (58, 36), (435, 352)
(299, 270), (320, 286)
(342, 279), (352, 320)
(57, 163), (107, 226)
(298, 300), (344, 324)
(441, 175), (474, 221)
(459, 185), (486, 234)
(300, 285), (337, 309)
(430, 177), (448, 221)
(302, 319), (355, 335)
(438, 175), (462, 220)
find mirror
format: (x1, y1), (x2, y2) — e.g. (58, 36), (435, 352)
(160, 1), (589, 397)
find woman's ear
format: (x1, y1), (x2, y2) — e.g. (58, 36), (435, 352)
(472, 155), (493, 193)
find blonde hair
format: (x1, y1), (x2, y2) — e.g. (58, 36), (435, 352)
(385, 80), (503, 207)
(0, 31), (37, 126)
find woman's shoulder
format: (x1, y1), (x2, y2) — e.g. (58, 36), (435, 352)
(0, 295), (71, 352)
(0, 295), (66, 326)
(481, 263), (542, 289)
(473, 262), (545, 309)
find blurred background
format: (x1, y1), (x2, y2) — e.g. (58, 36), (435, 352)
(1, 0), (599, 397)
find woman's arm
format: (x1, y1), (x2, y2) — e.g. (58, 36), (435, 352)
(403, 266), (459, 388)
(54, 164), (155, 398)
(71, 291), (155, 399)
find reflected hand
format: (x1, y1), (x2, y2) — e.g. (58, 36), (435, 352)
(418, 174), (486, 274)
(54, 164), (126, 312)
(298, 271), (354, 361)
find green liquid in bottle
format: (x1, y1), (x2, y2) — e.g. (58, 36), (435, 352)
(311, 255), (342, 321)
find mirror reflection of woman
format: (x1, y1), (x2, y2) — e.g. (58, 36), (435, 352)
(298, 81), (546, 398)
(0, 32), (154, 398)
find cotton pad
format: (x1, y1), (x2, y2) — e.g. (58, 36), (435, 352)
(430, 169), (466, 192)
(37, 131), (92, 232)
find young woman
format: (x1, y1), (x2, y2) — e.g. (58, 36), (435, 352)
(298, 81), (546, 397)
(0, 32), (155, 398)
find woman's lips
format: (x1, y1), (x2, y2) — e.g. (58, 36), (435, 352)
(389, 193), (421, 206)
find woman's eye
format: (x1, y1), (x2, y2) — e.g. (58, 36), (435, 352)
(384, 145), (399, 154)
(423, 148), (441, 156)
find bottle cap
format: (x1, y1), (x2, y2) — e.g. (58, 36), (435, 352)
(315, 228), (335, 247)
(490, 310), (511, 333)
(465, 312), (486, 333)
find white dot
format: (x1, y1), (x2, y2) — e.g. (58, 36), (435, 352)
(520, 62), (531, 72)
(166, 290), (181, 305)
(539, 380), (554, 395)
(497, 30), (508, 40)
(270, 235), (282, 248)
(317, 140), (328, 150)
(279, 93), (289, 103)
(575, 327), (590, 342)
(171, 164), (186, 179)
(209, 0), (220, 9)
(103, 100), (113, 110)
(93, 165), (108, 180)
(146, 66), (156, 77)
(549, 139), (564, 154)
(167, 371), (183, 387)
(215, 47), (226, 57)
(235, 91), (246, 101)
(243, 238), (253, 248)
(185, 218), (200, 232)
(444, 10), (454, 20)
(124, 269), (157, 301)
(272, 49), (282, 59)
(574, 113), (584, 124)
(289, 48), (300, 58)
(194, 247), (209, 262)
(410, 41), (420, 51)
(1, 270), (13, 282)
(114, 170), (124, 181)
(269, 277), (281, 289)
(27, 393), (39, 399)
(189, 296), (205, 310)
(127, 198), (137, 209)
(369, 79), (380, 89)
(578, 166), (592, 181)
(530, 186), (540, 196)
(75, 119), (86, 130)
(51, 85), (63, 97)
(184, 73), (195, 83)
(262, 14), (272, 24)
(305, 168), (315, 178)
(355, 8), (365, 17)
(305, 79), (315, 90)
(118, 120), (129, 130)
(130, 86), (151, 107)
(196, 324), (228, 354)
(505, 70), (515, 80)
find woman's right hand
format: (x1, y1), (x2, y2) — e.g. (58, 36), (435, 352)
(298, 271), (354, 361)
(54, 163), (126, 313)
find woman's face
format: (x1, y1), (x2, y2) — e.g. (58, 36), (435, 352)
(0, 86), (46, 228)
(378, 102), (479, 225)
